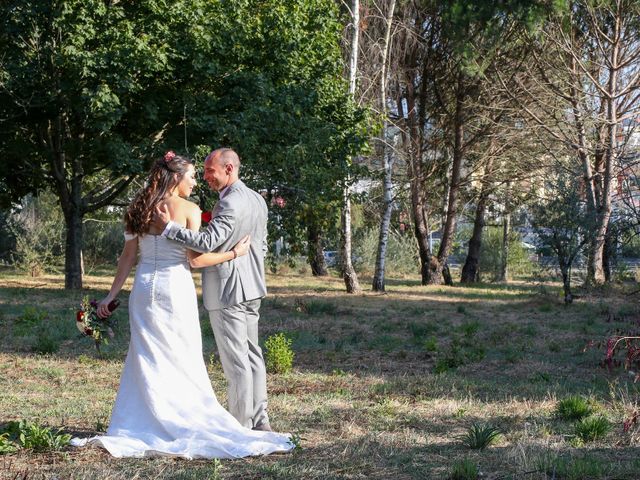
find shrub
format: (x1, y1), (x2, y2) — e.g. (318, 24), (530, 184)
(1, 420), (71, 452)
(354, 228), (419, 276)
(449, 458), (479, 480)
(8, 193), (65, 276)
(13, 306), (48, 336)
(265, 333), (295, 374)
(460, 423), (501, 450)
(0, 433), (17, 454)
(574, 416), (611, 443)
(555, 396), (595, 421)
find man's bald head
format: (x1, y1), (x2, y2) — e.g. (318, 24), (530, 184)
(207, 148), (241, 170)
(203, 148), (241, 192)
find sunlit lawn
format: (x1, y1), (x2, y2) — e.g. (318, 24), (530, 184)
(1, 266), (640, 479)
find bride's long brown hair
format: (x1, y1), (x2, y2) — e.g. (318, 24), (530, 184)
(124, 152), (193, 235)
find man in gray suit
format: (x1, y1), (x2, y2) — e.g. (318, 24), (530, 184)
(156, 148), (271, 431)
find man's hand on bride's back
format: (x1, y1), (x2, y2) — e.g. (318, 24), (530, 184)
(233, 235), (251, 258)
(152, 204), (171, 231)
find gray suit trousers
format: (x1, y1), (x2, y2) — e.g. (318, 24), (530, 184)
(208, 299), (269, 429)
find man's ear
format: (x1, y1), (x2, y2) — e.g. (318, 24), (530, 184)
(225, 163), (234, 175)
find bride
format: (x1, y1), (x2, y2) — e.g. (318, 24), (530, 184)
(71, 152), (293, 459)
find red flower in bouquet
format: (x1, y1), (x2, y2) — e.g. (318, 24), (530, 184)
(76, 296), (120, 353)
(201, 211), (212, 224)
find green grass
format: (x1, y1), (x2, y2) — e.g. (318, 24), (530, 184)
(555, 396), (596, 421)
(1, 270), (639, 478)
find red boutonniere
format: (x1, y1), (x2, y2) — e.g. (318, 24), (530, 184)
(201, 211), (212, 224)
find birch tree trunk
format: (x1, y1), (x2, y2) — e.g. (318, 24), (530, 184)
(341, 0), (362, 293)
(372, 0), (397, 292)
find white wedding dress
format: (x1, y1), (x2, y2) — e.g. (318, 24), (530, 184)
(71, 235), (293, 458)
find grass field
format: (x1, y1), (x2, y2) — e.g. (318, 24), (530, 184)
(1, 267), (640, 479)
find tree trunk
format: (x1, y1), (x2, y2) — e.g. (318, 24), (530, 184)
(340, 0), (362, 294)
(372, 146), (394, 291)
(560, 262), (573, 304)
(341, 193), (361, 293)
(497, 183), (511, 282)
(461, 188), (488, 283)
(64, 208), (84, 289)
(372, 0), (397, 292)
(307, 222), (328, 276)
(428, 75), (465, 286)
(585, 8), (619, 286)
(461, 153), (494, 283)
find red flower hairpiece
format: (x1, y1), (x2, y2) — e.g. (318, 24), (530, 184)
(164, 150), (176, 162)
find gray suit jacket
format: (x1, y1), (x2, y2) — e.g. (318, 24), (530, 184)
(166, 180), (268, 311)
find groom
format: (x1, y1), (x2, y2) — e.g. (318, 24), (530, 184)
(156, 148), (272, 431)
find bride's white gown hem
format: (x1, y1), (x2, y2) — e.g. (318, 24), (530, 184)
(71, 235), (293, 459)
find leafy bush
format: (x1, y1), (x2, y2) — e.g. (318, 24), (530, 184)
(1, 420), (71, 452)
(574, 416), (611, 443)
(449, 458), (479, 480)
(13, 306), (48, 336)
(0, 433), (17, 454)
(460, 422), (501, 450)
(8, 193), (65, 276)
(265, 333), (295, 374)
(354, 228), (419, 276)
(477, 226), (534, 280)
(555, 396), (595, 421)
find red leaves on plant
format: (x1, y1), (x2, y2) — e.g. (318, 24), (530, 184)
(623, 411), (638, 433)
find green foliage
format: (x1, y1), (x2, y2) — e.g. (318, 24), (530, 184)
(355, 228), (419, 276)
(8, 193), (65, 276)
(538, 453), (609, 480)
(555, 396), (595, 421)
(574, 416), (611, 443)
(265, 333), (295, 374)
(295, 299), (338, 316)
(449, 458), (479, 480)
(13, 306), (49, 336)
(434, 324), (485, 374)
(0, 0), (369, 279)
(0, 433), (17, 454)
(1, 420), (71, 452)
(460, 423), (502, 450)
(471, 226), (534, 280)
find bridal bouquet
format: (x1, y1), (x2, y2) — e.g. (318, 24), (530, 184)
(76, 296), (120, 352)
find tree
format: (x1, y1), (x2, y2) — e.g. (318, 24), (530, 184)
(0, 0), (369, 289)
(0, 1), (189, 288)
(340, 0), (363, 294)
(498, 0), (640, 286)
(530, 169), (593, 304)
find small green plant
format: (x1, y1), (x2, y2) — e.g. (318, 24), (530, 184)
(265, 333), (295, 374)
(0, 433), (17, 454)
(448, 458), (478, 480)
(1, 420), (71, 452)
(295, 299), (337, 316)
(32, 330), (60, 354)
(288, 433), (304, 451)
(13, 306), (48, 336)
(456, 305), (467, 315)
(555, 396), (594, 421)
(424, 336), (438, 352)
(460, 423), (501, 450)
(574, 416), (611, 442)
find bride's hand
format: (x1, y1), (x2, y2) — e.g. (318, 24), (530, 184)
(232, 235), (251, 258)
(97, 297), (114, 319)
